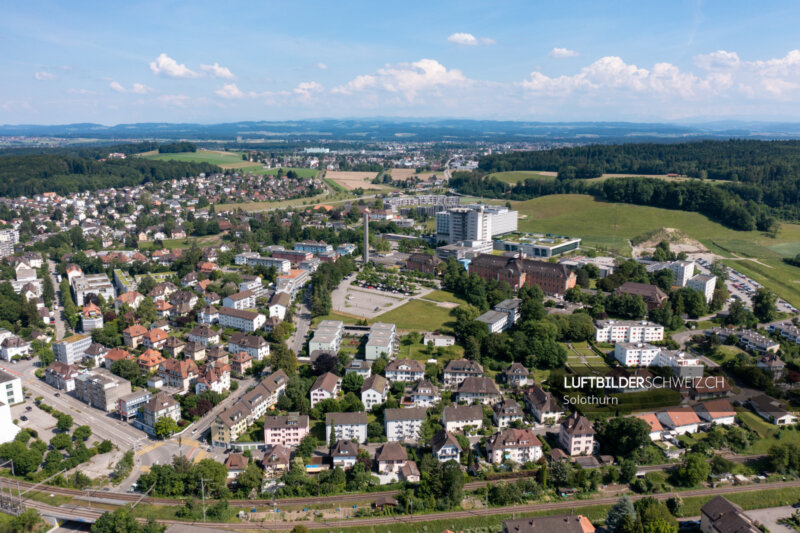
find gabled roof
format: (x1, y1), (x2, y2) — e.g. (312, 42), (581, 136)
(560, 411), (595, 436)
(311, 372), (340, 393)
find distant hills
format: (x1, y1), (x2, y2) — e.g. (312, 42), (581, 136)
(5, 119), (800, 142)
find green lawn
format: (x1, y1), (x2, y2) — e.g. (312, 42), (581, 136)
(488, 171), (557, 184)
(422, 290), (468, 305)
(738, 410), (800, 452)
(311, 312), (363, 327)
(396, 342), (464, 362)
(374, 299), (456, 331)
(709, 344), (748, 364)
(508, 194), (800, 304)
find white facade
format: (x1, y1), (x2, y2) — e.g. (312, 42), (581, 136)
(436, 205), (518, 244)
(53, 335), (92, 365)
(688, 274), (717, 304)
(218, 309), (266, 332)
(595, 320), (664, 343)
(384, 408), (426, 442)
(0, 370), (23, 406)
(668, 261), (695, 287)
(614, 342), (661, 366)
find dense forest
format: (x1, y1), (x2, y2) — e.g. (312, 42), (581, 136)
(158, 142), (197, 153)
(478, 140), (800, 181)
(0, 145), (218, 196)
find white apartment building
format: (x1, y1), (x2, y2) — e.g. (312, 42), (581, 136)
(0, 370), (23, 406)
(365, 322), (397, 360)
(595, 320), (665, 343)
(71, 273), (115, 306)
(384, 407), (427, 442)
(309, 320), (344, 354)
(223, 290), (256, 310)
(669, 261), (695, 287)
(325, 412), (368, 444)
(614, 342), (661, 367)
(310, 372), (341, 407)
(442, 404), (483, 433)
(218, 308), (266, 332)
(360, 374), (388, 411)
(688, 274), (717, 304)
(53, 334), (93, 365)
(385, 359), (424, 382)
(486, 428), (543, 464)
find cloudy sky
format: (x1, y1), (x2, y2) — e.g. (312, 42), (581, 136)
(3, 0), (800, 124)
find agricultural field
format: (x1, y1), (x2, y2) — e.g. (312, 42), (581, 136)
(488, 170), (557, 184)
(326, 171), (380, 190)
(389, 168), (439, 181)
(374, 299), (457, 331)
(143, 149), (247, 167)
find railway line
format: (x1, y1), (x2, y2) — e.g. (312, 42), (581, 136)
(25, 479), (800, 531)
(9, 454), (767, 509)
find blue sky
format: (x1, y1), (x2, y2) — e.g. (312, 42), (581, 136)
(3, 0), (800, 124)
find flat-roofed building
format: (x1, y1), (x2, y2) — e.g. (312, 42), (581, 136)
(53, 334), (92, 365)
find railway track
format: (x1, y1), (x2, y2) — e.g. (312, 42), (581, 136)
(11, 454), (767, 509)
(36, 479), (795, 531)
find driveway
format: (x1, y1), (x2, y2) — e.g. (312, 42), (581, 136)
(746, 505), (796, 532)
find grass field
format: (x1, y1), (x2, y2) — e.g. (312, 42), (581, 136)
(739, 410), (800, 453)
(489, 171), (558, 184)
(508, 194), (800, 305)
(421, 290), (468, 305)
(396, 342), (464, 362)
(374, 299), (456, 331)
(143, 150), (246, 166)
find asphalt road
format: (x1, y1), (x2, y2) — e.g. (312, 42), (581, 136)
(289, 288), (311, 355)
(48, 259), (66, 341)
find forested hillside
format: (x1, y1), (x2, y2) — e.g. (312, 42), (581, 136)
(0, 145), (218, 196)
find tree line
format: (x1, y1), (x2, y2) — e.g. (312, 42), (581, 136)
(0, 153), (219, 196)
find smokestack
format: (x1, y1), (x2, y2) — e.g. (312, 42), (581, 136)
(363, 209), (370, 265)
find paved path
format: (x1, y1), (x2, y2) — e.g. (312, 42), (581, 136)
(48, 260), (66, 341)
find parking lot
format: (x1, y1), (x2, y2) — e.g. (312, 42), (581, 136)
(331, 274), (434, 319)
(690, 255), (796, 314)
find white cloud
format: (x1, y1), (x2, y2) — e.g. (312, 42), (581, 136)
(214, 83), (244, 99)
(157, 94), (191, 107)
(149, 53), (200, 79)
(200, 62), (236, 79)
(447, 33), (495, 46)
(34, 71), (56, 81)
(317, 62), (328, 70)
(694, 50), (740, 70)
(293, 81), (323, 99)
(333, 59), (468, 101)
(549, 47), (579, 59)
(109, 81), (153, 94)
(521, 56), (710, 98)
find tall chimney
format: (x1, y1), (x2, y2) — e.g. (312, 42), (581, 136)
(363, 209), (370, 265)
